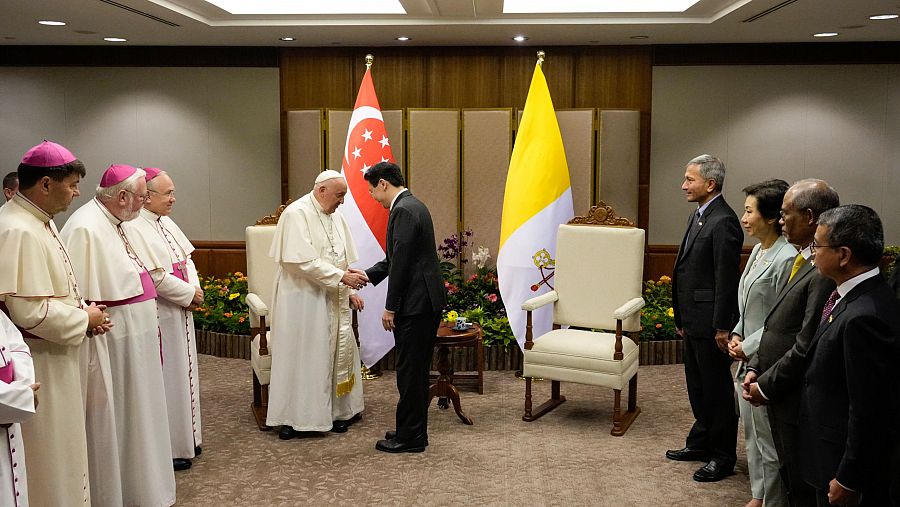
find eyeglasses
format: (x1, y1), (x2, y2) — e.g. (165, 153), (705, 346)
(810, 239), (840, 251)
(149, 189), (176, 198)
(124, 189), (150, 202)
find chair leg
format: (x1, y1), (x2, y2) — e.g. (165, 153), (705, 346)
(610, 375), (641, 436)
(251, 372), (271, 431)
(523, 379), (566, 422)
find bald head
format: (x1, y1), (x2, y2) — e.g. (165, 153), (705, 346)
(780, 179), (839, 248)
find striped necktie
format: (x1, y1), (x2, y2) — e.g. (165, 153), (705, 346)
(788, 253), (806, 282)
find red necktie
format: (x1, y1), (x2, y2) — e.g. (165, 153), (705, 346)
(820, 289), (840, 323)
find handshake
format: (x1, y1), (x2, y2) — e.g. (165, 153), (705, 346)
(341, 268), (369, 290)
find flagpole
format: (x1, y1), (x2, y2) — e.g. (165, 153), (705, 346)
(357, 52), (384, 381)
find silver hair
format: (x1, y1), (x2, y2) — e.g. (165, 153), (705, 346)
(817, 204), (883, 266)
(96, 168), (146, 200)
(687, 154), (725, 192)
(146, 170), (168, 191)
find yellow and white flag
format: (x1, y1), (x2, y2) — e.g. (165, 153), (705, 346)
(498, 60), (574, 349)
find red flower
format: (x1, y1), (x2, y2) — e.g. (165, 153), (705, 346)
(486, 293), (498, 303)
(468, 274), (477, 281)
(655, 323), (662, 329)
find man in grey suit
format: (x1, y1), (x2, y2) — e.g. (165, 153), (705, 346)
(666, 154), (743, 482)
(743, 179), (839, 506)
(363, 162), (447, 454)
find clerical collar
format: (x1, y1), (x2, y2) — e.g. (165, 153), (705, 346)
(390, 188), (408, 211)
(93, 197), (123, 225)
(140, 207), (161, 221)
(11, 192), (53, 224)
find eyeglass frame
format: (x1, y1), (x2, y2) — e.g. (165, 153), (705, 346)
(123, 188), (150, 202)
(810, 239), (841, 251)
(149, 189), (176, 198)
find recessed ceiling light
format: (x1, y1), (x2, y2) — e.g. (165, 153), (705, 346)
(38, 20), (67, 26)
(396, 36), (410, 41)
(630, 35), (649, 39)
(103, 37), (127, 42)
(869, 14), (899, 20)
(513, 35), (528, 42)
(812, 32), (839, 37)
(279, 37), (295, 41)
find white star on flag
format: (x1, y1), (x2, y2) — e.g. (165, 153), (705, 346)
(360, 162), (370, 174)
(361, 128), (373, 141)
(352, 146), (362, 159)
(378, 135), (390, 148)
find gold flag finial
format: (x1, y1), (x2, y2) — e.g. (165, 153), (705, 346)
(365, 54), (374, 69)
(537, 50), (545, 66)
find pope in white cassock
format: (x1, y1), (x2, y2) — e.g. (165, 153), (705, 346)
(61, 164), (176, 507)
(0, 312), (37, 507)
(125, 167), (203, 471)
(266, 170), (369, 440)
(0, 140), (110, 507)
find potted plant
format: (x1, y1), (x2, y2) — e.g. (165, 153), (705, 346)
(639, 275), (683, 365)
(193, 272), (252, 359)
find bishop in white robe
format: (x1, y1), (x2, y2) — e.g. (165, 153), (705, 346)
(61, 164), (176, 507)
(0, 141), (108, 507)
(266, 171), (368, 438)
(0, 312), (36, 507)
(124, 168), (203, 469)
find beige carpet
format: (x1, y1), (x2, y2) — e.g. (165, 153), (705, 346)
(176, 355), (751, 506)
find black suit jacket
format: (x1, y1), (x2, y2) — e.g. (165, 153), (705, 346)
(749, 258), (835, 423)
(366, 190), (447, 316)
(799, 275), (900, 494)
(672, 195), (743, 339)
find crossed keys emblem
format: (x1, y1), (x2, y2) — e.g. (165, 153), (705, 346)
(529, 248), (556, 292)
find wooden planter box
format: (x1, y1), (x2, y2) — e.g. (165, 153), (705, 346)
(196, 329), (251, 360)
(639, 339), (683, 365)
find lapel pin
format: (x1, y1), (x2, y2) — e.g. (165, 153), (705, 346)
(828, 315), (833, 323)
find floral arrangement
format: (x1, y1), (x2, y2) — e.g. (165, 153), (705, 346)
(192, 272), (251, 335)
(640, 275), (678, 341)
(438, 230), (516, 348)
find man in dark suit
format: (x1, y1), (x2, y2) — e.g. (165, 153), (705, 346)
(743, 179), (839, 507)
(363, 162), (447, 454)
(797, 205), (900, 507)
(666, 154), (743, 482)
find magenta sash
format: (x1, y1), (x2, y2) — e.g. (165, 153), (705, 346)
(172, 263), (188, 282)
(91, 270), (157, 307)
(0, 360), (13, 384)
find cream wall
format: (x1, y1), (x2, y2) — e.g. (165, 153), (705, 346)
(650, 64), (900, 245)
(0, 66), (280, 241)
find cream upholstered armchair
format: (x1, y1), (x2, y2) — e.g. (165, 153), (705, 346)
(521, 203), (645, 436)
(245, 204), (288, 431)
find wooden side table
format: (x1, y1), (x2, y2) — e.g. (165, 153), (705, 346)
(428, 322), (482, 425)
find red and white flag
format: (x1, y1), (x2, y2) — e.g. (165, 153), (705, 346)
(341, 67), (395, 366)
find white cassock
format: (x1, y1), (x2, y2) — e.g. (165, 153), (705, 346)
(265, 193), (365, 431)
(0, 194), (91, 507)
(0, 312), (36, 507)
(125, 208), (202, 459)
(61, 198), (176, 507)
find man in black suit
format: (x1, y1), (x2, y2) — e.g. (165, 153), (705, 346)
(666, 154), (743, 482)
(743, 179), (839, 507)
(363, 162), (447, 454)
(797, 205), (900, 506)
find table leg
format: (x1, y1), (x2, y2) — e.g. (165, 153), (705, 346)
(428, 344), (474, 424)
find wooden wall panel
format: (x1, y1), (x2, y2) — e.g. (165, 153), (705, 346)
(280, 49), (354, 110)
(408, 109), (460, 247)
(598, 109), (641, 223)
(425, 53), (503, 108)
(285, 109), (323, 199)
(462, 109), (513, 263)
(351, 51), (427, 109)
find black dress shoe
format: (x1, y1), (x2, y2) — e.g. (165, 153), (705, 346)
(278, 426), (297, 440)
(194, 446), (202, 457)
(375, 438), (426, 454)
(665, 447), (710, 462)
(384, 431), (429, 446)
(693, 460), (735, 482)
(331, 420), (349, 433)
(173, 458), (192, 471)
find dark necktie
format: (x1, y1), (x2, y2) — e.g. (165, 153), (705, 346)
(820, 289), (840, 323)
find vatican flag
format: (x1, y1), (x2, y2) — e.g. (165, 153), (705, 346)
(497, 59), (574, 349)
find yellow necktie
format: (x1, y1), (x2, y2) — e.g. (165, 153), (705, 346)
(788, 253), (806, 282)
